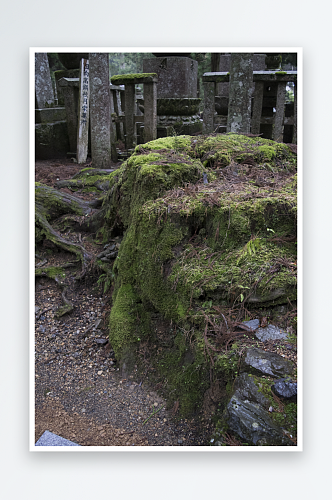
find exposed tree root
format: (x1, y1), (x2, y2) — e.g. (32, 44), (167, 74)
(35, 183), (100, 218)
(36, 211), (93, 279)
(34, 265), (74, 317)
(54, 276), (74, 317)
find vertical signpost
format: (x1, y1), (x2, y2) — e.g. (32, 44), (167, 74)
(77, 58), (90, 164)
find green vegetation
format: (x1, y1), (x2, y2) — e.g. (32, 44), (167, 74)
(101, 133), (297, 417)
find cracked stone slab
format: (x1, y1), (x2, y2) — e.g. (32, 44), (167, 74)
(35, 430), (81, 446)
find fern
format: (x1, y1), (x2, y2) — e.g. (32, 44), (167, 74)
(236, 237), (262, 265)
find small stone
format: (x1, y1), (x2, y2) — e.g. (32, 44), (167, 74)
(81, 408), (86, 413)
(269, 406), (273, 412)
(98, 371), (103, 375)
(39, 325), (46, 333)
(154, 402), (158, 407)
(177, 439), (183, 444)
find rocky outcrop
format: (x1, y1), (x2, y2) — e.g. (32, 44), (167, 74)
(211, 349), (297, 446)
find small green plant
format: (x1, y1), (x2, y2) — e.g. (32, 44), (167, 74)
(97, 273), (113, 293)
(287, 332), (297, 344)
(236, 237), (262, 265)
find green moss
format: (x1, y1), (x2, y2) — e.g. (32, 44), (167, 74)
(111, 73), (157, 84)
(251, 375), (297, 436)
(35, 266), (65, 279)
(136, 135), (192, 153)
(157, 332), (209, 415)
(109, 284), (143, 355)
(190, 133), (295, 170)
(275, 71), (287, 75)
(100, 134), (297, 417)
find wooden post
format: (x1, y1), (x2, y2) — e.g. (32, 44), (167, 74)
(143, 82), (157, 143)
(76, 59), (90, 164)
(124, 83), (136, 149)
(203, 81), (215, 134)
(273, 82), (286, 142)
(251, 81), (264, 134)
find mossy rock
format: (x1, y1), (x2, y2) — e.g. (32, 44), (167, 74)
(102, 133), (297, 417)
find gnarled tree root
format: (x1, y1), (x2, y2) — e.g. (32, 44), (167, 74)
(34, 266), (75, 318)
(36, 211), (93, 279)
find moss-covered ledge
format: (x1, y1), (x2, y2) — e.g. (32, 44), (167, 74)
(110, 73), (158, 85)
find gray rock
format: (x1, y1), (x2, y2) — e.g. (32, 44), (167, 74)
(226, 395), (294, 446)
(35, 306), (40, 315)
(242, 348), (294, 377)
(39, 325), (46, 333)
(35, 430), (80, 446)
(233, 373), (270, 407)
(255, 324), (288, 342)
(247, 288), (286, 303)
(272, 379), (297, 398)
(242, 318), (260, 331)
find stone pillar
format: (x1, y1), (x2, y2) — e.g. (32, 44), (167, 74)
(203, 82), (215, 134)
(89, 53), (112, 168)
(273, 82), (287, 142)
(77, 59), (90, 164)
(143, 82), (157, 142)
(113, 88), (124, 141)
(227, 54), (253, 134)
(58, 78), (78, 152)
(124, 83), (136, 149)
(35, 53), (54, 109)
(251, 81), (264, 134)
(292, 82), (297, 144)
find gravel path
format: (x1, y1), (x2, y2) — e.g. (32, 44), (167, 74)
(35, 273), (213, 447)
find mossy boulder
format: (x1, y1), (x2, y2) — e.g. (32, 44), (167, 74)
(102, 133), (297, 419)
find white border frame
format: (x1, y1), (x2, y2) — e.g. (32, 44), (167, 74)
(30, 47), (302, 452)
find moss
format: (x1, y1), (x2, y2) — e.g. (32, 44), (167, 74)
(190, 133), (295, 170)
(251, 375), (297, 436)
(109, 284), (142, 355)
(275, 71), (287, 75)
(111, 73), (157, 84)
(35, 266), (65, 279)
(100, 134), (297, 417)
(136, 135), (192, 153)
(157, 332), (210, 415)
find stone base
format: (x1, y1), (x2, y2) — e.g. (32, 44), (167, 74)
(35, 107), (66, 124)
(35, 121), (70, 159)
(157, 115), (203, 136)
